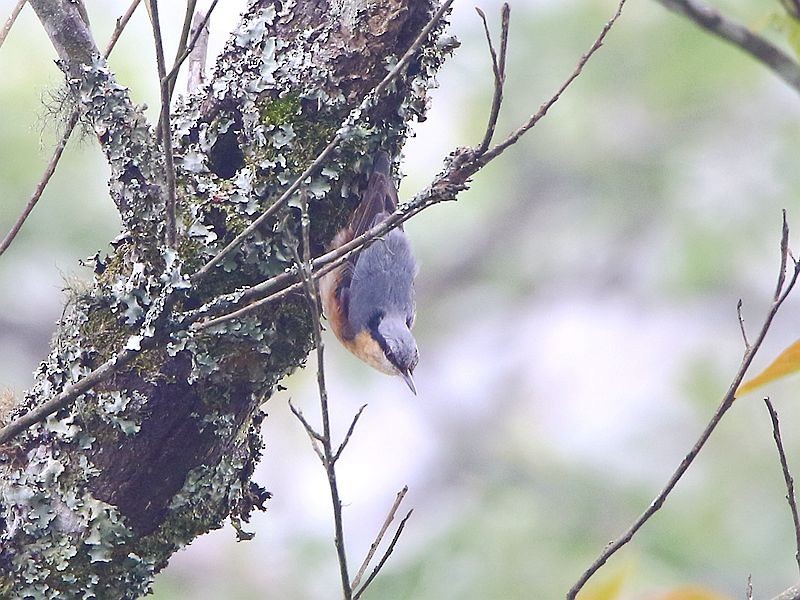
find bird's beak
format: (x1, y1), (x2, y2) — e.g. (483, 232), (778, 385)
(399, 369), (417, 395)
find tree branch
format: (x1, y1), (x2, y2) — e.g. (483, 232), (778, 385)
(0, 0), (26, 49)
(764, 398), (800, 574)
(28, 0), (98, 74)
(654, 0), (800, 94)
(352, 509), (414, 600)
(147, 0), (178, 249)
(351, 486), (409, 591)
(29, 0), (165, 243)
(475, 3), (510, 153)
(293, 191), (352, 599)
(567, 216), (800, 598)
(0, 0), (142, 258)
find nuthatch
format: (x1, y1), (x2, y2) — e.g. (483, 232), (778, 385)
(320, 152), (419, 394)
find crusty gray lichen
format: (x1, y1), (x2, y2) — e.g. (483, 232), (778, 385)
(0, 0), (455, 597)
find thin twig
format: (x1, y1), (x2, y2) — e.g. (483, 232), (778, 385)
(476, 3), (510, 153)
(351, 486), (409, 591)
(764, 398), (800, 575)
(0, 110), (79, 257)
(333, 404), (368, 464)
(352, 509), (414, 600)
(567, 218), (800, 599)
(293, 191), (352, 599)
(190, 0), (456, 284)
(778, 210), (791, 301)
(147, 0), (178, 249)
(103, 0), (141, 56)
(0, 0), (141, 258)
(481, 0), (626, 165)
(737, 298), (750, 349)
(0, 0), (26, 49)
(288, 399), (325, 461)
(655, 0), (800, 95)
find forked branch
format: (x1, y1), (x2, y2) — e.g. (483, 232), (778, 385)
(567, 214), (800, 598)
(764, 398), (800, 575)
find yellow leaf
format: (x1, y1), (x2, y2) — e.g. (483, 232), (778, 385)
(738, 339), (800, 396)
(577, 569), (627, 600)
(658, 585), (730, 600)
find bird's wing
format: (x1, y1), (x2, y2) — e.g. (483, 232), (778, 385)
(350, 152), (400, 240)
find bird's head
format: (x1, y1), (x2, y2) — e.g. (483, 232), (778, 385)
(371, 313), (419, 394)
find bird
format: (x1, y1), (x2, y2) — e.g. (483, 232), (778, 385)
(319, 151), (420, 394)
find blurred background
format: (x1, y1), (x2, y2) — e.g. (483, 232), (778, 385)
(2, 0), (800, 598)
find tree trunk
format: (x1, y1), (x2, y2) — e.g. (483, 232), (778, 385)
(0, 0), (450, 597)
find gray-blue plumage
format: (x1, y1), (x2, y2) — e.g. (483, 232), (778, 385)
(324, 150), (420, 392)
(347, 216), (417, 334)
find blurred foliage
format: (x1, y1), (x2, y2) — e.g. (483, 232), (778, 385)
(4, 0), (800, 598)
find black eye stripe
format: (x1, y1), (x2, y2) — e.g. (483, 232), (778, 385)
(368, 312), (392, 360)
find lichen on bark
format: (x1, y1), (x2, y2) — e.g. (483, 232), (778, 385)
(0, 0), (453, 597)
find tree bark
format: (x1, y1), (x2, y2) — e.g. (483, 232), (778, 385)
(0, 0), (450, 597)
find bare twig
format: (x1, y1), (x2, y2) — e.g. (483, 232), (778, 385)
(190, 0), (456, 283)
(0, 0), (141, 258)
(481, 0), (626, 165)
(737, 298), (750, 349)
(778, 210), (792, 300)
(764, 398), (800, 574)
(288, 399), (325, 461)
(0, 0), (26, 49)
(147, 0), (177, 249)
(351, 486), (409, 591)
(567, 217), (800, 599)
(0, 110), (79, 257)
(352, 509), (414, 600)
(654, 0), (800, 94)
(103, 0), (141, 56)
(333, 404), (368, 464)
(293, 191), (352, 599)
(476, 3), (510, 153)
